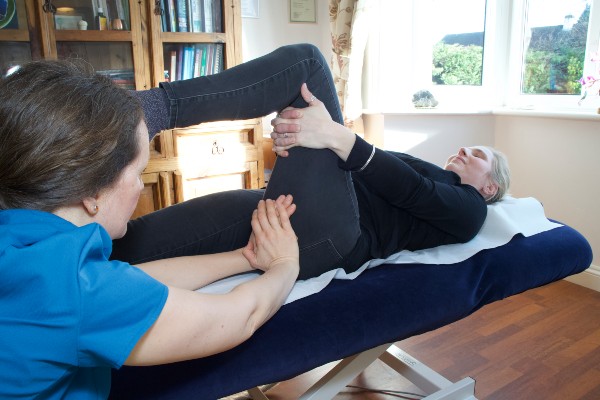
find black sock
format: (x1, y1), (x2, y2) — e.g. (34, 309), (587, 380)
(130, 87), (170, 140)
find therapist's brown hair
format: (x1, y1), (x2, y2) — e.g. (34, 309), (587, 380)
(0, 59), (143, 212)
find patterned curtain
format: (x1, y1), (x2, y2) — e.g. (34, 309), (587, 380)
(329, 0), (373, 128)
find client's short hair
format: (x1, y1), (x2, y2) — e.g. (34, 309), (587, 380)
(486, 147), (510, 204)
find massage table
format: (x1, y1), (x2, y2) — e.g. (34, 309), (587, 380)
(109, 198), (593, 399)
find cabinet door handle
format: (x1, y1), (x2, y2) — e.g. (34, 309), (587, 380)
(43, 0), (56, 14)
(212, 141), (225, 155)
(154, 0), (164, 15)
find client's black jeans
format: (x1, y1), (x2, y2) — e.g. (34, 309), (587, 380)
(112, 44), (361, 279)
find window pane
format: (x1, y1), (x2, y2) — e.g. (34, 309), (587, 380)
(430, 0), (486, 86)
(522, 0), (592, 94)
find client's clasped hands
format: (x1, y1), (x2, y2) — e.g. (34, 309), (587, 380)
(270, 83), (356, 162)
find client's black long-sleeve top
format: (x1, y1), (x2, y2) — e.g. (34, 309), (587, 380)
(343, 136), (487, 264)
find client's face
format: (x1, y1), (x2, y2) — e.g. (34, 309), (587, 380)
(96, 121), (150, 239)
(444, 146), (496, 197)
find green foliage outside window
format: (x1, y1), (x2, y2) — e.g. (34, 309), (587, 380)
(432, 42), (483, 86)
(432, 5), (590, 94)
(522, 48), (584, 94)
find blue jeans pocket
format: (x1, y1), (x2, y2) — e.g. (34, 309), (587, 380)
(298, 239), (344, 280)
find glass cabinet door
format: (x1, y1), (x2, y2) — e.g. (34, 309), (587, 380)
(51, 0), (130, 32)
(57, 41), (135, 88)
(40, 0), (149, 89)
(147, 0), (239, 86)
(0, 0), (35, 76)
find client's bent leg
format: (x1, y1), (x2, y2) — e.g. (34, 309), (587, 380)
(160, 43), (342, 127)
(264, 147), (360, 280)
(142, 43), (361, 278)
(259, 51), (361, 279)
(111, 189), (263, 264)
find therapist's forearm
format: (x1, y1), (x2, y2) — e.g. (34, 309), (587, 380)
(135, 248), (253, 290)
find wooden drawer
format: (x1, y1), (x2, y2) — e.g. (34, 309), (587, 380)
(174, 130), (256, 178)
(132, 119), (264, 218)
(174, 161), (259, 201)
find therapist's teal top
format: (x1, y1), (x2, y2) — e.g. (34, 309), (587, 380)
(0, 209), (168, 399)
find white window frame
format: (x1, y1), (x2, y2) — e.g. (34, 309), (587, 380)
(375, 0), (600, 114)
(505, 0), (600, 112)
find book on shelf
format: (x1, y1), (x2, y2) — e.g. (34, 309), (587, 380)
(182, 45), (194, 80)
(199, 45), (207, 76)
(166, 0), (176, 32)
(160, 0), (168, 31)
(193, 46), (202, 77)
(214, 42), (223, 71)
(176, 0), (188, 32)
(169, 50), (177, 82)
(190, 0), (202, 32)
(164, 43), (224, 81)
(177, 48), (184, 80)
(161, 0), (221, 33)
(212, 0), (221, 32)
(203, 0), (212, 32)
(97, 69), (135, 90)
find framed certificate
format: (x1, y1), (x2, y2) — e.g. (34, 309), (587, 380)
(290, 0), (316, 23)
(241, 0), (259, 18)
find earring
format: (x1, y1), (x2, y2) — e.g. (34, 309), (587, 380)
(91, 204), (99, 215)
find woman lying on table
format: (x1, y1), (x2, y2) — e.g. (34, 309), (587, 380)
(118, 42), (510, 280)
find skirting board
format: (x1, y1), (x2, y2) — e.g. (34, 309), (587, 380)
(565, 264), (600, 292)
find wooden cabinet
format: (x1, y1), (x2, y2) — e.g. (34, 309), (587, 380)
(1, 0), (264, 217)
(1, 0), (241, 88)
(133, 119), (264, 217)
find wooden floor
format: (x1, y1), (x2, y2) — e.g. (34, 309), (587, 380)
(234, 280), (600, 400)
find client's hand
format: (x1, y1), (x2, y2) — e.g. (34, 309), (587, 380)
(271, 84), (355, 161)
(242, 196), (299, 273)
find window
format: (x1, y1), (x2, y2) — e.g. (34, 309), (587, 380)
(521, 0), (591, 95)
(430, 0), (487, 87)
(377, 0), (492, 111)
(507, 0), (600, 110)
(375, 0), (600, 112)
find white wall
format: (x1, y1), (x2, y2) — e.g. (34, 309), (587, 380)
(380, 114), (495, 167)
(241, 0), (331, 62)
(495, 115), (600, 290)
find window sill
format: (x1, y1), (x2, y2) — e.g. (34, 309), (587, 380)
(378, 106), (600, 121)
(378, 107), (493, 117)
(491, 107), (600, 121)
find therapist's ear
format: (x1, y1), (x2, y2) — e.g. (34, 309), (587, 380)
(82, 197), (100, 216)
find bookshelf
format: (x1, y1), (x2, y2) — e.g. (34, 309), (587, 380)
(1, 0), (262, 218)
(147, 0), (241, 86)
(0, 0), (240, 90)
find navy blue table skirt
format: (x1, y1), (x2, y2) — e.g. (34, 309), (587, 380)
(110, 222), (592, 399)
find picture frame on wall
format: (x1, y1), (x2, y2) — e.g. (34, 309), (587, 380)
(241, 0), (259, 18)
(290, 0), (316, 23)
